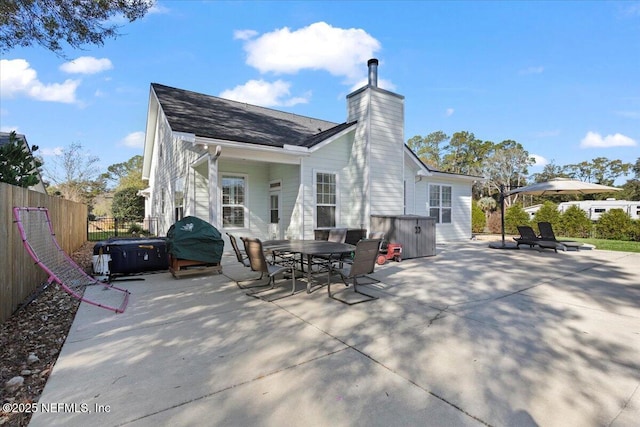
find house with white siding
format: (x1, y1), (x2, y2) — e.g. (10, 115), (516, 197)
(141, 59), (478, 248)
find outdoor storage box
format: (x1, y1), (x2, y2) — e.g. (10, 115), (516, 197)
(93, 237), (169, 276)
(370, 215), (436, 259)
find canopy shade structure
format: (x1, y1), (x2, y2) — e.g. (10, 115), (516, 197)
(489, 178), (621, 250)
(508, 178), (621, 196)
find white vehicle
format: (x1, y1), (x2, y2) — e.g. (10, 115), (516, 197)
(524, 199), (640, 221)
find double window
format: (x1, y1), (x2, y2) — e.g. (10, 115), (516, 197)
(316, 172), (337, 228)
(429, 185), (452, 223)
(222, 175), (246, 228)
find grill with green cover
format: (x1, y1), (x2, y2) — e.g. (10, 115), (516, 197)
(166, 216), (224, 264)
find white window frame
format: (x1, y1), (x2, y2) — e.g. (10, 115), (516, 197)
(221, 173), (248, 229)
(428, 184), (452, 224)
(314, 170), (339, 229)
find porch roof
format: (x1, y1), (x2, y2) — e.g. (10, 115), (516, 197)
(152, 83), (352, 149)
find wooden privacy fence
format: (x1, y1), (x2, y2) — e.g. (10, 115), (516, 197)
(0, 182), (88, 323)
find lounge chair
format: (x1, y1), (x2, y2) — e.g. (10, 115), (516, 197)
(328, 239), (381, 305)
(243, 237), (298, 301)
(538, 222), (583, 251)
(513, 225), (564, 253)
(513, 225), (542, 248)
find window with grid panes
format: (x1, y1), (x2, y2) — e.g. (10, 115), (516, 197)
(316, 172), (336, 228)
(222, 175), (246, 228)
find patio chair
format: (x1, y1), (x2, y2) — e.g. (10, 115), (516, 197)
(538, 222), (583, 251)
(227, 233), (250, 267)
(243, 237), (298, 301)
(312, 228), (349, 271)
(328, 239), (381, 305)
(513, 225), (542, 248)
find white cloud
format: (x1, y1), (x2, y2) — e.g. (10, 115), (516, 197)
(60, 56), (113, 74)
(234, 29), (258, 40)
(580, 131), (637, 148)
(239, 22), (381, 83)
(0, 59), (79, 103)
(40, 147), (64, 156)
(219, 79), (310, 107)
(530, 154), (549, 167)
(519, 66), (544, 75)
(120, 131), (145, 148)
(445, 108), (455, 117)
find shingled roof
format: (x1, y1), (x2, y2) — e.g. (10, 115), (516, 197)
(151, 83), (355, 149)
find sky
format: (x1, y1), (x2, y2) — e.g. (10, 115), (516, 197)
(1, 0), (639, 185)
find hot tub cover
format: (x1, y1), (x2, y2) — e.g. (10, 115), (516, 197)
(166, 216), (224, 264)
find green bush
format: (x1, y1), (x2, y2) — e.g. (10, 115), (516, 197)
(504, 204), (530, 234)
(471, 200), (486, 233)
(629, 220), (640, 242)
(559, 205), (592, 238)
(532, 201), (561, 234)
(595, 209), (633, 240)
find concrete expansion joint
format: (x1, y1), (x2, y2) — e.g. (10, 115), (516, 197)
(427, 306), (449, 327)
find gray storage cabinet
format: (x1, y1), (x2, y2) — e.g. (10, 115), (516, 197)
(370, 215), (436, 259)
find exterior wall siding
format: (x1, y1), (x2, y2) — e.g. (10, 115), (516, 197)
(298, 134), (353, 238)
(268, 163), (300, 239)
(219, 160), (270, 240)
(368, 90), (404, 216)
(414, 177), (472, 242)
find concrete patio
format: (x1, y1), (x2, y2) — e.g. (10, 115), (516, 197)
(29, 241), (640, 426)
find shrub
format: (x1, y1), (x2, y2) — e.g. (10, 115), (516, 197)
(471, 200), (486, 233)
(504, 204), (530, 234)
(487, 211), (503, 234)
(595, 209), (633, 240)
(629, 220), (640, 242)
(532, 201), (560, 234)
(559, 205), (592, 238)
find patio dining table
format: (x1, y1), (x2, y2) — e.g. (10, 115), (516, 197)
(262, 239), (355, 293)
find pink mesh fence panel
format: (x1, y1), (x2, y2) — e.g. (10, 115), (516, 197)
(13, 207), (129, 313)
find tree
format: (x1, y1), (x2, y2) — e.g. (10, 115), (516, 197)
(0, 131), (42, 187)
(111, 186), (144, 220)
(43, 142), (106, 208)
(442, 131), (492, 176)
(407, 131), (448, 169)
(100, 155), (144, 190)
(0, 0), (151, 55)
(482, 140), (533, 206)
(566, 157), (632, 186)
(530, 161), (570, 183)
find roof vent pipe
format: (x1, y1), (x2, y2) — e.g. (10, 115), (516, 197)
(367, 58), (378, 87)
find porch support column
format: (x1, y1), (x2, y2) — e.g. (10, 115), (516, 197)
(208, 146), (222, 229)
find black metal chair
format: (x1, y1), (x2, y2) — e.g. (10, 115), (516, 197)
(328, 239), (381, 305)
(243, 237), (298, 301)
